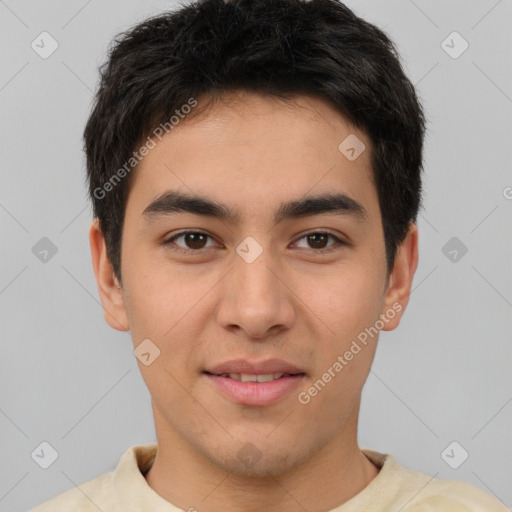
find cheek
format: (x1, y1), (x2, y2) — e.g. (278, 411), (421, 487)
(122, 263), (205, 405)
(299, 264), (384, 343)
(122, 245), (206, 336)
(295, 272), (382, 421)
(121, 250), (218, 379)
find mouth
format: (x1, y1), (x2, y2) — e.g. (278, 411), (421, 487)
(203, 371), (305, 382)
(202, 369), (306, 406)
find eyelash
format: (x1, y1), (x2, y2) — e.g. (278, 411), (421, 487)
(162, 230), (346, 255)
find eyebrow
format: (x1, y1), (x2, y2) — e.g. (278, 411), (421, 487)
(142, 190), (367, 224)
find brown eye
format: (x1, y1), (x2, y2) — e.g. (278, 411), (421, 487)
(163, 230), (344, 255)
(182, 232), (208, 249)
(294, 232), (343, 252)
(164, 231), (217, 252)
(307, 233), (329, 249)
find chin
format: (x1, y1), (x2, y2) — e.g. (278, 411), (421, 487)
(207, 442), (312, 479)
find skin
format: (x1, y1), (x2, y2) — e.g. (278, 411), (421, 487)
(90, 90), (418, 512)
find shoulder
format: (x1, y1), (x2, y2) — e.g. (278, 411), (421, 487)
(28, 443), (156, 512)
(400, 467), (509, 511)
(362, 450), (509, 512)
(28, 470), (116, 512)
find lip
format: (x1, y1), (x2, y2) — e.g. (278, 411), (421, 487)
(204, 373), (305, 406)
(203, 358), (306, 406)
(205, 358), (304, 376)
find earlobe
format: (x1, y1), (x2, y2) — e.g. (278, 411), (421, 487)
(380, 222), (419, 331)
(89, 219), (130, 331)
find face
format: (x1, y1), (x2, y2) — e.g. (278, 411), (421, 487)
(91, 91), (417, 478)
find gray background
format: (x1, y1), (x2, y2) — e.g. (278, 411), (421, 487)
(0, 0), (511, 510)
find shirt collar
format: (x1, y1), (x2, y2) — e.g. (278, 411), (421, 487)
(113, 443), (183, 511)
(112, 443), (400, 511)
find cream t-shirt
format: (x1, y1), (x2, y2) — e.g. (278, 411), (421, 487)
(29, 443), (509, 511)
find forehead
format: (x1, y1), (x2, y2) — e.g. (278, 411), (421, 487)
(124, 91), (379, 223)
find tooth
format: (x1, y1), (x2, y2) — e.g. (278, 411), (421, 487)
(256, 374), (274, 382)
(240, 373), (258, 382)
(225, 373), (287, 382)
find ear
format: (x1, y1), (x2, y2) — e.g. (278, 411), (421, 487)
(89, 218), (130, 331)
(380, 222), (419, 331)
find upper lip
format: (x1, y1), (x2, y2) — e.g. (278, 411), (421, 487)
(205, 358), (305, 375)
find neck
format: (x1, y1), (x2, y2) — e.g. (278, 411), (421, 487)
(144, 408), (379, 512)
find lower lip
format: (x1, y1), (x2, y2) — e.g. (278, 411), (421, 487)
(204, 373), (305, 406)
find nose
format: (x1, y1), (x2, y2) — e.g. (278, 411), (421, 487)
(216, 244), (295, 340)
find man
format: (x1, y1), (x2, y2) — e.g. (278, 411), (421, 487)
(30, 0), (509, 510)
